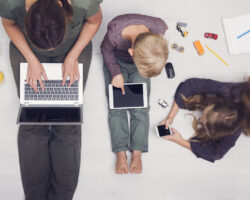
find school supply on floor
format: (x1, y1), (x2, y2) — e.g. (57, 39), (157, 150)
(17, 63), (83, 125)
(222, 13), (250, 54)
(205, 45), (229, 66)
(193, 40), (204, 55)
(237, 30), (250, 39)
(109, 83), (148, 109)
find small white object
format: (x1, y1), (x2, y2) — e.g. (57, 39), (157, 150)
(158, 98), (168, 108)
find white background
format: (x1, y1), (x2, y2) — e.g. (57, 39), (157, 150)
(0, 0), (250, 199)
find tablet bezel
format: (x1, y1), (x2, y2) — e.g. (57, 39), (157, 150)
(109, 83), (148, 109)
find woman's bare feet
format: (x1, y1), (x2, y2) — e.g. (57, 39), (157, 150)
(115, 151), (128, 174)
(129, 151), (142, 174)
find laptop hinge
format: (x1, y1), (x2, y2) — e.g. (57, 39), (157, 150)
(24, 102), (29, 106)
(74, 102), (80, 106)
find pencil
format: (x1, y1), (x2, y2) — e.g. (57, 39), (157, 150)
(237, 30), (250, 39)
(205, 45), (229, 66)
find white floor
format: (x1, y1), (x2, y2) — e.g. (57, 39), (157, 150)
(0, 0), (250, 199)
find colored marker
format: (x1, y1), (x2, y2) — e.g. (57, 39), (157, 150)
(237, 30), (250, 39)
(205, 45), (229, 66)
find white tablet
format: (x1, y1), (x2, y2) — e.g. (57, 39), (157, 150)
(109, 83), (148, 109)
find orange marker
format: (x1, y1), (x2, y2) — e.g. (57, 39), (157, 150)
(193, 40), (204, 55)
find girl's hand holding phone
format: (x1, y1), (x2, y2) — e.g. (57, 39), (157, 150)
(163, 127), (184, 143)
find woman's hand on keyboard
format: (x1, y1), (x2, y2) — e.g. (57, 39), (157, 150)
(62, 56), (80, 87)
(26, 59), (48, 92)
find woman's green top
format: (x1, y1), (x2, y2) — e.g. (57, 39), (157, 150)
(0, 0), (102, 57)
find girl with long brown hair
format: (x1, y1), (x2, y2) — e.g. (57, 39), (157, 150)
(159, 77), (249, 162)
(0, 0), (102, 199)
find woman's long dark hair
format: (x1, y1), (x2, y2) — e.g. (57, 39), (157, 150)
(181, 94), (244, 143)
(230, 77), (250, 135)
(25, 0), (73, 50)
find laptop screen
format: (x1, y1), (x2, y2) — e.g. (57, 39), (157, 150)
(19, 107), (81, 124)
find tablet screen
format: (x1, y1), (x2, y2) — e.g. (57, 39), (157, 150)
(19, 107), (81, 123)
(113, 84), (144, 108)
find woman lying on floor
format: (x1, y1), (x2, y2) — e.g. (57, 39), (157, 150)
(159, 77), (250, 162)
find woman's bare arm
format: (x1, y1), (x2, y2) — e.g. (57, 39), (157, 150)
(2, 18), (47, 91)
(62, 7), (103, 86)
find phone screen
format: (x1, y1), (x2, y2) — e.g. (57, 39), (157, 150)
(157, 125), (171, 137)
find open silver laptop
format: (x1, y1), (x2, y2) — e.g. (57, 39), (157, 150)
(17, 63), (83, 125)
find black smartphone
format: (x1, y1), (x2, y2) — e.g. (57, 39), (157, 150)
(165, 62), (175, 78)
(155, 125), (172, 137)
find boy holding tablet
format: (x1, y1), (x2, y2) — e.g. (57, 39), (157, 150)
(101, 14), (168, 174)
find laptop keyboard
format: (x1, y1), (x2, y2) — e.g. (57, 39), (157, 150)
(24, 80), (79, 101)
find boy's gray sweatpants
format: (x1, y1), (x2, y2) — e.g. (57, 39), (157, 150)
(103, 59), (150, 153)
(10, 41), (92, 200)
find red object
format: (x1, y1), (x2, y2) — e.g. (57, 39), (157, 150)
(204, 32), (218, 40)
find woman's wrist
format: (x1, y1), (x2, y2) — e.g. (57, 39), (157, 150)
(26, 53), (39, 64)
(178, 139), (191, 150)
(66, 51), (79, 62)
(166, 102), (179, 122)
(166, 115), (174, 121)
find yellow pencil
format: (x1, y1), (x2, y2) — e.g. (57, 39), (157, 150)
(205, 45), (229, 66)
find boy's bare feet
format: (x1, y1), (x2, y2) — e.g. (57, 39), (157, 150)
(115, 151), (128, 174)
(130, 151), (142, 174)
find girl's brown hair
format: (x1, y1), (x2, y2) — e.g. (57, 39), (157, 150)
(230, 77), (250, 135)
(181, 94), (244, 143)
(25, 0), (73, 50)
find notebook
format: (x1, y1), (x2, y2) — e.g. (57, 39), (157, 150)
(222, 13), (250, 55)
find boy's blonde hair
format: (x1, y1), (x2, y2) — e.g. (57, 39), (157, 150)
(133, 32), (169, 78)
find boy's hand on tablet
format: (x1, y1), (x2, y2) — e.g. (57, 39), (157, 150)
(112, 74), (125, 94)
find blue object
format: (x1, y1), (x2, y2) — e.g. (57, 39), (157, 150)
(237, 30), (250, 39)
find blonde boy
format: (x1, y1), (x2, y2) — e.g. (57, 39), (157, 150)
(101, 14), (168, 174)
